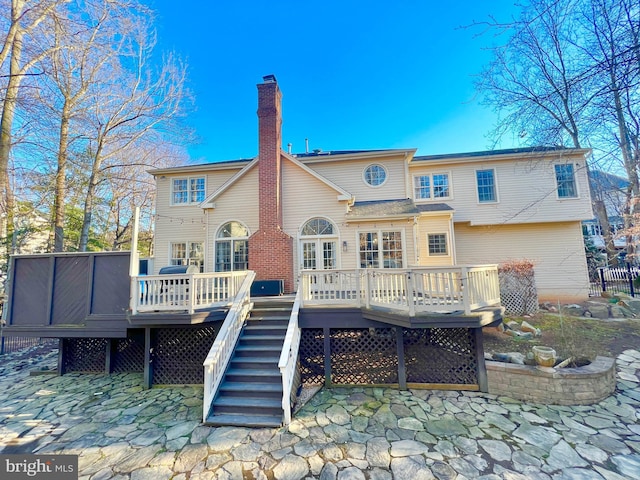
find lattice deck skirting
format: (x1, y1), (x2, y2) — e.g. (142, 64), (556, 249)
(300, 326), (481, 388)
(59, 324), (221, 385)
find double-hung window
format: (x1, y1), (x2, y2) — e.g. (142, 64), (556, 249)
(170, 241), (204, 272)
(555, 164), (577, 198)
(414, 173), (450, 200)
(172, 177), (205, 204)
(476, 169), (497, 203)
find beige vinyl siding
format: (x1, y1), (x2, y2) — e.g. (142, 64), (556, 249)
(348, 222), (415, 269)
(282, 158), (350, 280)
(204, 166), (259, 272)
(409, 156), (592, 226)
(308, 154), (408, 201)
(152, 167), (251, 273)
(152, 217), (206, 273)
(454, 221), (589, 302)
(415, 214), (455, 267)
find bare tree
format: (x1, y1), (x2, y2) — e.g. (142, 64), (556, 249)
(0, 0), (67, 257)
(475, 0), (629, 264)
(581, 0), (640, 257)
(77, 17), (190, 251)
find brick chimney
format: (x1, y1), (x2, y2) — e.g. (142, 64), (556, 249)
(248, 75), (294, 292)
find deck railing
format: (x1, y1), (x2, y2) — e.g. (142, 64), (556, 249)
(278, 288), (302, 425)
(301, 265), (500, 315)
(202, 270), (256, 422)
(130, 271), (247, 314)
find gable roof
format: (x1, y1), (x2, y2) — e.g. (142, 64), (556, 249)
(281, 152), (353, 202)
(346, 199), (453, 221)
(199, 152), (355, 208)
(199, 157), (260, 207)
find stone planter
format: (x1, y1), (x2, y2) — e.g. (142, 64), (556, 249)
(532, 346), (557, 367)
(486, 356), (615, 405)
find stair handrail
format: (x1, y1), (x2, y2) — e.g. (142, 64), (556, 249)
(278, 286), (302, 425)
(202, 270), (256, 422)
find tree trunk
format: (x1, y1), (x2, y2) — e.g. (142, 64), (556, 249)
(79, 143), (104, 251)
(53, 102), (71, 252)
(0, 26), (23, 258)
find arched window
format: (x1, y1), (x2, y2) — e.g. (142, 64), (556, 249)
(300, 217), (338, 270)
(215, 221), (249, 272)
(301, 217), (334, 236)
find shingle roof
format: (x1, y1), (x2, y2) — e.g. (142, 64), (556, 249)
(413, 146), (576, 162)
(346, 199), (453, 219)
(293, 149), (398, 158)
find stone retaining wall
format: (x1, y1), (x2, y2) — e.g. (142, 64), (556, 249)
(486, 356), (615, 405)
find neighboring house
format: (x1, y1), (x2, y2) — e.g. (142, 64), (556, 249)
(583, 170), (630, 254)
(149, 75), (593, 303)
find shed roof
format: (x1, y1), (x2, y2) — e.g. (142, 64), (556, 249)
(346, 199), (453, 220)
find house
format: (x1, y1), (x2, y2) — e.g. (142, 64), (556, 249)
(150, 75), (593, 303)
(583, 170), (630, 258)
(0, 75), (593, 428)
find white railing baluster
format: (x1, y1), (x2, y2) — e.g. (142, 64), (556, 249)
(298, 265), (500, 315)
(279, 288), (302, 425)
(202, 271), (256, 422)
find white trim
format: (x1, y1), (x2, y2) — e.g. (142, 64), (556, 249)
(281, 152), (354, 202)
(298, 216), (340, 271)
(413, 171), (453, 201)
(362, 163), (388, 188)
(554, 162), (581, 200)
(356, 227), (407, 269)
(214, 220), (251, 273)
(170, 176), (207, 206)
(199, 158), (259, 207)
(426, 232), (449, 257)
(475, 167), (500, 204)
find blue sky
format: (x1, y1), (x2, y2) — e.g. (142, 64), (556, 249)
(151, 1), (521, 163)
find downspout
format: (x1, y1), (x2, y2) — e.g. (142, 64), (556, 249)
(449, 212), (457, 265)
(413, 216), (419, 266)
(205, 209), (210, 271)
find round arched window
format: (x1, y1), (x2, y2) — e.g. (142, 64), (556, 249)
(363, 164), (387, 186)
(301, 218), (334, 236)
(216, 221), (249, 272)
(300, 218), (338, 270)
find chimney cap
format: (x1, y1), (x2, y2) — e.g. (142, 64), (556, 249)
(262, 74), (277, 84)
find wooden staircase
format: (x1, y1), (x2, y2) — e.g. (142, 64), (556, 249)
(205, 298), (293, 427)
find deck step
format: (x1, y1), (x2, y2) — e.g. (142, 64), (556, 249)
(214, 396), (281, 409)
(205, 413), (282, 428)
(219, 382), (282, 394)
(205, 299), (293, 427)
(224, 369), (281, 383)
(229, 358), (279, 369)
(240, 334), (285, 345)
(235, 345), (281, 354)
(230, 355), (279, 364)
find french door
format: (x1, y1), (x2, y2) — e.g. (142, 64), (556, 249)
(301, 240), (337, 270)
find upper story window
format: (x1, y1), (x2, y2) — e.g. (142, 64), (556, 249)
(555, 164), (577, 198)
(172, 177), (205, 204)
(476, 169), (497, 203)
(363, 164), (387, 187)
(414, 173), (450, 200)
